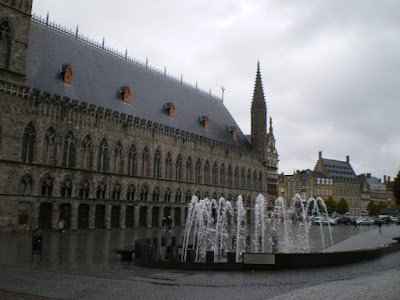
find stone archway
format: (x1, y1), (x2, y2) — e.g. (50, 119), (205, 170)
(174, 207), (181, 226)
(152, 207), (160, 227)
(38, 202), (52, 229)
(77, 204), (89, 229)
(111, 205), (120, 228)
(59, 203), (71, 229)
(125, 206), (134, 228)
(95, 205), (106, 229)
(139, 206), (147, 227)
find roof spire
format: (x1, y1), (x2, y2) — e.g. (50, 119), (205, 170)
(252, 61), (266, 106)
(269, 116), (273, 134)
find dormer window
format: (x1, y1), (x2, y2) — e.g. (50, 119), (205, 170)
(60, 64), (73, 84)
(200, 116), (209, 130)
(119, 86), (130, 104)
(229, 125), (237, 139)
(164, 102), (175, 118)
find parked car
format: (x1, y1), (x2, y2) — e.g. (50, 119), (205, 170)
(390, 216), (398, 223)
(356, 217), (375, 225)
(336, 216), (352, 225)
(313, 217), (337, 226)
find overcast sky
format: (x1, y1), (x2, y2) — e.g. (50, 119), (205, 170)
(32, 0), (400, 180)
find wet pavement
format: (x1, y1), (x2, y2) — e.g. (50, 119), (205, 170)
(1, 224), (400, 299)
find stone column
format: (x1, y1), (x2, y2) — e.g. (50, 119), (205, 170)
(105, 204), (111, 229)
(70, 202), (78, 230)
(120, 203), (126, 229)
(146, 205), (152, 228)
(51, 202), (59, 230)
(89, 204), (95, 229)
(134, 205), (140, 228)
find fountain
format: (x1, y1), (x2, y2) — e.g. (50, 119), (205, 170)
(180, 193), (334, 263)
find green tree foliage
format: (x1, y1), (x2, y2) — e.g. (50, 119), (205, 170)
(367, 200), (379, 216)
(393, 170), (400, 205)
(336, 198), (349, 215)
(324, 196), (337, 215)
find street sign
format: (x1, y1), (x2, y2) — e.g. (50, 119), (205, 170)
(57, 219), (66, 231)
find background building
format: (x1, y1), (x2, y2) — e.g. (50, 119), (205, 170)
(0, 0), (278, 231)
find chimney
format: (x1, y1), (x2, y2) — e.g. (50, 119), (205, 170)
(388, 176), (391, 182)
(367, 173), (371, 178)
(384, 175), (387, 183)
(346, 155), (350, 163)
(319, 151), (322, 159)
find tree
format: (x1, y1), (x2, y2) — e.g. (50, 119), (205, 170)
(366, 200), (379, 216)
(393, 170), (400, 205)
(336, 198), (349, 215)
(324, 196), (337, 215)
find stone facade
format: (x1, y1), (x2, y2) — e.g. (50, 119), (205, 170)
(0, 1), (279, 231)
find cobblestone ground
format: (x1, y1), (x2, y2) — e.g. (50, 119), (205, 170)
(1, 224), (400, 299)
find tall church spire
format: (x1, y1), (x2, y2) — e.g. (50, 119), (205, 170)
(251, 61), (267, 158)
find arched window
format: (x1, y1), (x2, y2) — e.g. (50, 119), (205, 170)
(234, 167), (240, 188)
(96, 181), (107, 199)
(175, 189), (182, 203)
(185, 190), (192, 202)
(40, 173), (53, 197)
(196, 190), (201, 199)
(247, 169), (252, 189)
(195, 158), (202, 184)
(186, 156), (193, 182)
(127, 144), (136, 176)
(153, 149), (161, 178)
(204, 160), (210, 185)
(60, 176), (73, 197)
(253, 170), (257, 190)
(126, 184), (135, 201)
(176, 154), (182, 181)
(21, 122), (36, 163)
(0, 21), (11, 69)
(165, 152), (173, 180)
(220, 164), (226, 186)
(111, 181), (121, 200)
(241, 168), (246, 189)
(19, 173), (32, 195)
(140, 184), (149, 201)
(62, 131), (76, 168)
(164, 188), (171, 203)
(152, 186), (160, 202)
(212, 192), (217, 200)
(43, 127), (57, 165)
(97, 138), (108, 172)
(212, 162), (218, 186)
(141, 147), (150, 177)
(228, 165), (233, 187)
(78, 178), (90, 198)
(259, 171), (263, 190)
(81, 134), (93, 170)
(113, 141), (123, 174)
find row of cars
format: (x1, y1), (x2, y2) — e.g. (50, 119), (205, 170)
(311, 215), (399, 226)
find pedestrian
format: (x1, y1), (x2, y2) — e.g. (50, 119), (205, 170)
(166, 216), (173, 232)
(353, 219), (359, 231)
(161, 217), (166, 231)
(377, 220), (382, 233)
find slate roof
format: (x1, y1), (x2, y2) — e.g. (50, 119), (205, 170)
(321, 158), (357, 181)
(25, 20), (253, 150)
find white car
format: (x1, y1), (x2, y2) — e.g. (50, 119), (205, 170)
(356, 217), (375, 225)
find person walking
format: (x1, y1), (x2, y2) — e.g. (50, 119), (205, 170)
(166, 216), (173, 232)
(377, 220), (382, 233)
(161, 217), (167, 231)
(353, 219), (359, 231)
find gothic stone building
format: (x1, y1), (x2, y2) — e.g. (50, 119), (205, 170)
(0, 0), (278, 232)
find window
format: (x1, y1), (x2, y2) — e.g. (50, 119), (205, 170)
(96, 181), (107, 199)
(186, 156), (193, 182)
(175, 189), (182, 203)
(127, 144), (136, 176)
(62, 131), (76, 168)
(97, 138), (108, 172)
(247, 170), (252, 189)
(152, 186), (160, 202)
(220, 164), (226, 186)
(126, 185), (135, 201)
(111, 181), (122, 200)
(164, 188), (171, 203)
(113, 141), (123, 174)
(81, 134), (93, 170)
(234, 167), (239, 187)
(43, 127), (57, 165)
(60, 177), (73, 197)
(228, 165), (233, 187)
(153, 149), (161, 178)
(79, 179), (90, 198)
(21, 122), (36, 163)
(241, 168), (245, 189)
(185, 190), (192, 202)
(140, 184), (149, 201)
(142, 147), (150, 177)
(165, 152), (173, 180)
(176, 154), (182, 181)
(196, 158), (202, 184)
(0, 21), (11, 69)
(212, 162), (218, 186)
(40, 173), (53, 197)
(19, 174), (32, 195)
(204, 161), (210, 184)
